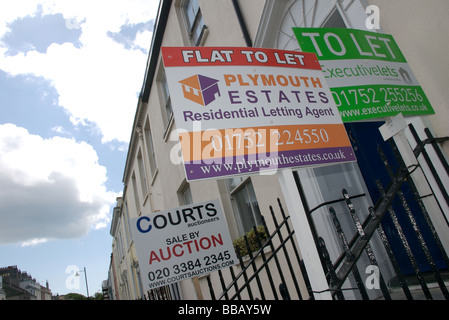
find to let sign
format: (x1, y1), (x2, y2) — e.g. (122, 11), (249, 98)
(293, 28), (435, 122)
(162, 47), (356, 181)
(130, 199), (237, 291)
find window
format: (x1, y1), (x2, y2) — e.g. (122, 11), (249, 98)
(322, 8), (346, 28)
(137, 150), (148, 197)
(131, 172), (141, 213)
(228, 177), (262, 235)
(144, 118), (157, 179)
(159, 71), (173, 135)
(116, 224), (126, 261)
(179, 182), (193, 205)
(183, 0), (206, 45)
(123, 200), (132, 245)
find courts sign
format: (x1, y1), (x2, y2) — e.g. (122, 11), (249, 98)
(293, 28), (434, 121)
(162, 47), (356, 181)
(130, 199), (237, 291)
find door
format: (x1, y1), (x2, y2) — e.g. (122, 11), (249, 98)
(345, 121), (447, 274)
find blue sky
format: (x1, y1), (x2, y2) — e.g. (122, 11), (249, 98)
(0, 1), (159, 296)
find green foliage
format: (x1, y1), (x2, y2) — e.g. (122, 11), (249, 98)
(65, 293), (88, 300)
(94, 292), (104, 300)
(233, 225), (268, 258)
(64, 292), (103, 300)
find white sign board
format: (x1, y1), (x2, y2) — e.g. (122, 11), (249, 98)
(162, 47), (356, 181)
(130, 199), (237, 291)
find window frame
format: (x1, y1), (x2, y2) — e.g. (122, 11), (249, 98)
(144, 117), (158, 181)
(227, 177), (263, 236)
(158, 70), (174, 140)
(182, 0), (208, 46)
(178, 181), (193, 206)
(137, 149), (149, 200)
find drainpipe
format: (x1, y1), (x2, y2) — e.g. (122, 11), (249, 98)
(232, 0), (252, 47)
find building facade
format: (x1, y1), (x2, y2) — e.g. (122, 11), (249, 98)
(0, 266), (52, 300)
(108, 0), (449, 300)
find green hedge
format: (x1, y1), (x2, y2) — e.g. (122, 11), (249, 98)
(233, 225), (268, 258)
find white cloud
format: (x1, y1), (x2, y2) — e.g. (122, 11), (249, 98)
(0, 123), (117, 245)
(20, 238), (49, 247)
(134, 29), (154, 52)
(51, 125), (71, 135)
(0, 0), (158, 143)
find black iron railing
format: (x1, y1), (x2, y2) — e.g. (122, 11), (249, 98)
(206, 198), (311, 300)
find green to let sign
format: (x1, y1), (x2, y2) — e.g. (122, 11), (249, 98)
(293, 28), (434, 121)
(294, 28), (406, 62)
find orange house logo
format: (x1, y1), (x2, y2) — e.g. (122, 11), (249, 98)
(179, 74), (220, 106)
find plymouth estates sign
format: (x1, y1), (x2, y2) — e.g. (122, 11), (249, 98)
(162, 47), (356, 181)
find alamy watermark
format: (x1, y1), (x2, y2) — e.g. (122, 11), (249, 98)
(65, 265), (81, 290)
(365, 5), (380, 30)
(365, 265), (380, 290)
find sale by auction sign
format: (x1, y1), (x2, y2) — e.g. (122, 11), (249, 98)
(130, 199), (237, 291)
(293, 28), (435, 122)
(162, 47), (356, 181)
